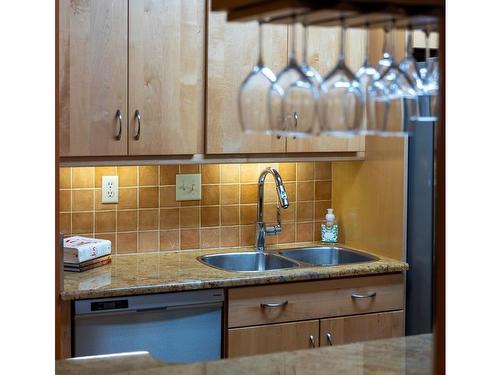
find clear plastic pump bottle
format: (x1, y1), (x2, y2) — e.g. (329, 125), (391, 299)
(321, 208), (338, 243)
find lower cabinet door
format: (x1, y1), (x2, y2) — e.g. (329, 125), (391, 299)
(227, 320), (319, 358)
(319, 310), (404, 347)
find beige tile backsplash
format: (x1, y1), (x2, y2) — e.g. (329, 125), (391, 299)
(59, 163), (333, 255)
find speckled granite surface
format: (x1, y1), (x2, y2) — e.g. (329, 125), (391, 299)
(62, 243), (408, 300)
(56, 334), (432, 375)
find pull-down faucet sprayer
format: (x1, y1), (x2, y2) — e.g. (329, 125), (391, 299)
(255, 167), (289, 252)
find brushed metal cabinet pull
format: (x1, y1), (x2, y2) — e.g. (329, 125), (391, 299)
(351, 292), (377, 299)
(326, 333), (333, 346)
(134, 110), (141, 140)
(115, 110), (122, 140)
(260, 300), (288, 308)
(309, 335), (316, 348)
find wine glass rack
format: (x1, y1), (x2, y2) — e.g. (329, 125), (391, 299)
(211, 0), (443, 31)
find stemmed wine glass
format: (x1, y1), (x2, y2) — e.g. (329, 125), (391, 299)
(367, 24), (418, 136)
(319, 21), (364, 136)
(300, 24), (323, 135)
(355, 26), (380, 135)
(399, 29), (423, 93)
(417, 29), (439, 119)
(238, 22), (276, 134)
(300, 24), (323, 89)
(268, 22), (318, 138)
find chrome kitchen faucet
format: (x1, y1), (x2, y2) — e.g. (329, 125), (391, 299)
(255, 167), (289, 252)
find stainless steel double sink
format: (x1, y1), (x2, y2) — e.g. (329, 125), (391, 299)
(197, 246), (378, 272)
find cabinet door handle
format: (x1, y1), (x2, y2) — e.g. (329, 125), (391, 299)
(309, 335), (316, 348)
(260, 300), (288, 308)
(115, 110), (122, 140)
(326, 333), (333, 346)
(134, 110), (141, 140)
(351, 291), (377, 299)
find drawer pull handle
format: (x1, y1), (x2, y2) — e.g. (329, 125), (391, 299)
(351, 292), (377, 299)
(326, 333), (334, 346)
(309, 335), (316, 348)
(260, 300), (288, 308)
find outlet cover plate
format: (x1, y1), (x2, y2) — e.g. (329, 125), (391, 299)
(102, 176), (119, 203)
(176, 174), (201, 201)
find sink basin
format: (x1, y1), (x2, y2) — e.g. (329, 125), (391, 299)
(198, 252), (300, 272)
(278, 246), (378, 266)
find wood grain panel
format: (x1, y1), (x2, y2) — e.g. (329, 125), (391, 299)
(227, 320), (319, 358)
(206, 11), (287, 154)
(228, 273), (404, 328)
(59, 0), (128, 156)
(332, 136), (406, 260)
(129, 0), (205, 155)
(286, 25), (365, 153)
(319, 310), (404, 346)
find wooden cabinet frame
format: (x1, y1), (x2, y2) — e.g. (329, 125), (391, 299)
(226, 273), (405, 358)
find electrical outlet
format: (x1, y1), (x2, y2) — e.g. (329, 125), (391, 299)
(102, 176), (119, 203)
(176, 174), (201, 201)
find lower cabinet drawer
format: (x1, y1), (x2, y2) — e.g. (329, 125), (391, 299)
(227, 320), (319, 358)
(319, 310), (405, 346)
(228, 273), (404, 328)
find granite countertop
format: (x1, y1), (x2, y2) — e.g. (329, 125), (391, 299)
(56, 334), (432, 375)
(62, 243), (408, 300)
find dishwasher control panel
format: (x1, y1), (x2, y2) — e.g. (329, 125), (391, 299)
(91, 300), (128, 312)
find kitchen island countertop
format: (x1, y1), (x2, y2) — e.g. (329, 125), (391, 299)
(56, 333), (432, 374)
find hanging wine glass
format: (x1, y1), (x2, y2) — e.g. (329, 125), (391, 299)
(319, 21), (364, 136)
(399, 29), (424, 93)
(377, 26), (393, 73)
(238, 22), (276, 134)
(367, 24), (418, 136)
(299, 24), (322, 135)
(417, 29), (439, 120)
(268, 22), (318, 138)
(300, 24), (323, 88)
(355, 26), (380, 135)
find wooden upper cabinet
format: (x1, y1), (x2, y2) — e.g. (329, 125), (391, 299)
(206, 11), (287, 154)
(286, 25), (365, 153)
(59, 0), (128, 157)
(128, 0), (205, 155)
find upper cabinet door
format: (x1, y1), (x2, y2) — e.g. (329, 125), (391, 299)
(206, 12), (287, 154)
(128, 0), (205, 155)
(286, 26), (365, 153)
(59, 0), (128, 157)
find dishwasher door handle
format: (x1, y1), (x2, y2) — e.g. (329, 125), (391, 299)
(75, 301), (223, 318)
(135, 306), (169, 313)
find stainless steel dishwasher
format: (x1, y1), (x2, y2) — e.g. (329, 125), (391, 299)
(73, 289), (224, 363)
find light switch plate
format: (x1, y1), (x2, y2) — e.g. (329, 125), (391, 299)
(102, 176), (119, 203)
(176, 174), (201, 201)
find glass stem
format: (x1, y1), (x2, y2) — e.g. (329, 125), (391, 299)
(257, 22), (264, 66)
(406, 29), (413, 58)
(363, 26), (369, 66)
(382, 24), (394, 60)
(302, 24), (308, 65)
(290, 22), (297, 64)
(339, 23), (346, 63)
(425, 28), (430, 62)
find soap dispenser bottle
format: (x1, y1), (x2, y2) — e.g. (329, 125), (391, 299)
(321, 208), (338, 243)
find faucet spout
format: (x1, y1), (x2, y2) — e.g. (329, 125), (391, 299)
(256, 167), (289, 252)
